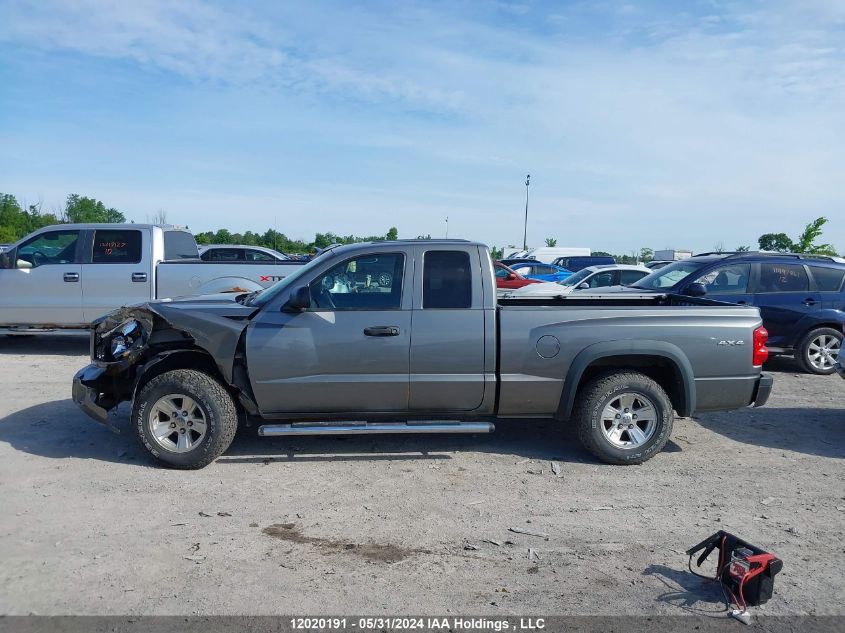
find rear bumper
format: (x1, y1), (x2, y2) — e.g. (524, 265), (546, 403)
(752, 372), (773, 407)
(72, 364), (120, 432)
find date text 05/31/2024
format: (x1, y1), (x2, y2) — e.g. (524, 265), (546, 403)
(290, 617), (546, 631)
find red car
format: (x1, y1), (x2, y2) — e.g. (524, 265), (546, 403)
(495, 261), (541, 295)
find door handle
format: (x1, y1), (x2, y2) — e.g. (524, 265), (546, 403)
(63, 272), (79, 282)
(132, 272), (148, 282)
(803, 298), (817, 306)
(364, 326), (400, 337)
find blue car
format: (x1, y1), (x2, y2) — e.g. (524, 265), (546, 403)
(507, 261), (573, 282)
(630, 252), (845, 374)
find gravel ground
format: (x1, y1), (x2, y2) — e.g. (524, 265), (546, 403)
(0, 335), (843, 617)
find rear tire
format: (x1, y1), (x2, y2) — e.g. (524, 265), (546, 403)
(573, 371), (673, 465)
(796, 327), (842, 375)
(133, 369), (238, 469)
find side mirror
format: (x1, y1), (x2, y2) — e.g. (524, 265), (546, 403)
(578, 282), (590, 290)
(683, 283), (707, 298)
(506, 273), (517, 280)
(282, 285), (311, 312)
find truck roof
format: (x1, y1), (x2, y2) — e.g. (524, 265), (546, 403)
(35, 223), (189, 231)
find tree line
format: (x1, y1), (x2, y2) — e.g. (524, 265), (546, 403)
(2, 192), (838, 258)
(0, 193), (125, 243)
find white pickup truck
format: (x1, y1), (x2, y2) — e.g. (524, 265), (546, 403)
(0, 223), (305, 331)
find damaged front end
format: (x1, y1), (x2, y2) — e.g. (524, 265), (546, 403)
(72, 308), (156, 431)
(72, 297), (257, 431)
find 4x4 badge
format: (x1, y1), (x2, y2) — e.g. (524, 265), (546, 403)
(717, 340), (745, 346)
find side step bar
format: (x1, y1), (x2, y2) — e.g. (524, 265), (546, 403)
(258, 421), (495, 437)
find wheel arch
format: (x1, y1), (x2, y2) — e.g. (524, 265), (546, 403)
(556, 341), (696, 421)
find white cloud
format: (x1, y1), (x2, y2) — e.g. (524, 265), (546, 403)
(1, 0), (844, 250)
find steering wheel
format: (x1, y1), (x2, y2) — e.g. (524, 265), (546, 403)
(312, 285), (336, 309)
(30, 250), (49, 267)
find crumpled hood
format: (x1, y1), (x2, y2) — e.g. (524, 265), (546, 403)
(91, 293), (260, 383)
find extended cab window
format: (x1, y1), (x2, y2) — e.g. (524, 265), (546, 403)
(692, 264), (750, 294)
(423, 251), (472, 309)
(310, 253), (404, 310)
(809, 265), (845, 292)
(16, 230), (80, 268)
(92, 230), (142, 264)
(757, 263), (809, 292)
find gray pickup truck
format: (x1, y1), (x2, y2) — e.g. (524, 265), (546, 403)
(72, 239), (773, 469)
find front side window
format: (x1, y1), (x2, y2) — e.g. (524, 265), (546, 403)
(92, 230), (142, 264)
(586, 271), (616, 288)
(204, 248), (241, 262)
(16, 230), (80, 268)
(423, 251), (472, 309)
(245, 249), (277, 262)
(809, 265), (845, 292)
(309, 253), (404, 310)
(691, 264), (750, 294)
(757, 263), (809, 293)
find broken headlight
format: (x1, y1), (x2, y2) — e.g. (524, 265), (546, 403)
(96, 319), (147, 362)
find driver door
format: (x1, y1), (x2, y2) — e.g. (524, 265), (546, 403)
(0, 229), (84, 326)
(246, 252), (412, 414)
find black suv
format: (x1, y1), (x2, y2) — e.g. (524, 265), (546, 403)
(630, 252), (845, 374)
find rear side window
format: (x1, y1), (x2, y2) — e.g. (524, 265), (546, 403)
(809, 266), (845, 292)
(757, 263), (809, 292)
(620, 270), (647, 285)
(164, 231), (199, 260)
(92, 230), (142, 264)
(423, 251), (472, 309)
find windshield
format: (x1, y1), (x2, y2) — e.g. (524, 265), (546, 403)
(249, 255), (329, 307)
(631, 260), (706, 290)
(557, 268), (593, 287)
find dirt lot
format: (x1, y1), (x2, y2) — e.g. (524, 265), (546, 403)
(0, 335), (843, 617)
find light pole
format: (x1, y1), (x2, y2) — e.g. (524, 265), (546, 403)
(522, 174), (530, 251)
(445, 216), (449, 239)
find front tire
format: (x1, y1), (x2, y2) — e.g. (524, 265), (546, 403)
(133, 369), (238, 469)
(573, 371), (674, 465)
(796, 327), (842, 375)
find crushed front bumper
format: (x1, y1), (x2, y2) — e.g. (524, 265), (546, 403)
(72, 364), (120, 433)
(752, 372), (773, 407)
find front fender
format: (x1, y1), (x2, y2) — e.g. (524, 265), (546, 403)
(556, 340), (696, 420)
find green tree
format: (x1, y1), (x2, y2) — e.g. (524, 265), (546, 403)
(794, 217), (837, 255)
(735, 245), (751, 252)
(758, 233), (794, 252)
(544, 237), (557, 247)
(639, 247), (653, 262)
(490, 246), (504, 259)
(386, 227), (398, 241)
(64, 194), (125, 223)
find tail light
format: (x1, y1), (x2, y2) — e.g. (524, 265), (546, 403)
(753, 326), (769, 366)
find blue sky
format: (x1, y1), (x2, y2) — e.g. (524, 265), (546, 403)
(1, 0), (843, 253)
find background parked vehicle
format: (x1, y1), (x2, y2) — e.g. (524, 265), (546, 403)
(654, 249), (693, 261)
(507, 261), (573, 282)
(507, 264), (651, 297)
(199, 244), (291, 262)
(494, 261), (541, 296)
(644, 260), (673, 270)
(631, 252), (845, 374)
(552, 255), (615, 272)
(0, 224), (305, 330)
(520, 246), (591, 264)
